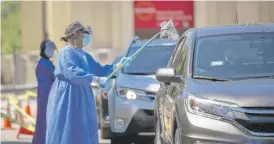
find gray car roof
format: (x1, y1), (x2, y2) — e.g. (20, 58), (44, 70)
(189, 24), (274, 38)
(131, 39), (177, 47)
(123, 39), (177, 57)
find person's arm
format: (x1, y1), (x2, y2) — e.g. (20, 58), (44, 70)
(94, 62), (113, 77)
(86, 54), (113, 77)
(50, 63), (55, 81)
(59, 49), (95, 85)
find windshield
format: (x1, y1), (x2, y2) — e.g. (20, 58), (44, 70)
(193, 33), (274, 80)
(123, 44), (175, 75)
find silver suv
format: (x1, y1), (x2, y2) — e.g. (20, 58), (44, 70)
(108, 39), (176, 144)
(155, 24), (274, 144)
(98, 56), (122, 139)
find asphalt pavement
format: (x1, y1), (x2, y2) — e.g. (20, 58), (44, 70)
(1, 99), (154, 144)
(1, 128), (154, 144)
(1, 128), (111, 144)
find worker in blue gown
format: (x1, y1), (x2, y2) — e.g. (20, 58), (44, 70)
(45, 22), (123, 144)
(32, 40), (56, 144)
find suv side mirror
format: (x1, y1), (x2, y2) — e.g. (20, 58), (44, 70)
(156, 68), (181, 83)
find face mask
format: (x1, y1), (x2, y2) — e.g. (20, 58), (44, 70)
(83, 34), (92, 47)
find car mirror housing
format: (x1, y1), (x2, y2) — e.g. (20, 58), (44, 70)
(156, 68), (181, 84)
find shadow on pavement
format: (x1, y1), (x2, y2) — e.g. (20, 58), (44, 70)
(133, 135), (154, 144)
(1, 142), (31, 144)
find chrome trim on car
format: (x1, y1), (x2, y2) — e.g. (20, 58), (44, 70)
(232, 107), (274, 137)
(232, 107), (274, 115)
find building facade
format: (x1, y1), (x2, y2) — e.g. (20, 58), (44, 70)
(2, 1), (273, 85)
(20, 1), (274, 56)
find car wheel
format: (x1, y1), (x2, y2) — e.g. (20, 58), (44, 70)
(155, 120), (163, 144)
(173, 128), (181, 144)
(100, 127), (110, 139)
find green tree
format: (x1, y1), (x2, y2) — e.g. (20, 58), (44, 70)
(1, 1), (21, 54)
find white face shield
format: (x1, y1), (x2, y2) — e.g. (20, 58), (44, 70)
(45, 41), (57, 58)
(83, 25), (95, 49)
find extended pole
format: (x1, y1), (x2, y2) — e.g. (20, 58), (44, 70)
(107, 32), (161, 80)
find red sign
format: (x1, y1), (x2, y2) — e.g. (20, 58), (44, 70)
(134, 1), (194, 29)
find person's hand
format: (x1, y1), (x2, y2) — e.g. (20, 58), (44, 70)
(96, 77), (108, 88)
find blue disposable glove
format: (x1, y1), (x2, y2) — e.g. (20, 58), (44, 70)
(93, 76), (108, 88)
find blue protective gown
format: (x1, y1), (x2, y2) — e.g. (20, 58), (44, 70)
(46, 45), (113, 144)
(32, 58), (55, 144)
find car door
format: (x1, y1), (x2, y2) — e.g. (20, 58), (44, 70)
(158, 40), (181, 138)
(165, 36), (189, 141)
(158, 39), (182, 139)
(162, 37), (187, 140)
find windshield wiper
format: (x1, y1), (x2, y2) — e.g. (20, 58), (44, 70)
(235, 75), (274, 80)
(193, 76), (230, 82)
(126, 72), (152, 75)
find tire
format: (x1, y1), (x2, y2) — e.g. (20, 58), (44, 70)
(173, 128), (181, 144)
(154, 120), (163, 144)
(100, 127), (110, 139)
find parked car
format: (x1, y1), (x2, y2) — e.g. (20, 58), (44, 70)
(108, 39), (177, 144)
(154, 24), (274, 144)
(98, 56), (122, 139)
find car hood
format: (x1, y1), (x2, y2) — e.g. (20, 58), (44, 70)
(186, 78), (274, 107)
(116, 73), (160, 93)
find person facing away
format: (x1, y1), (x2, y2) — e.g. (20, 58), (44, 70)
(32, 40), (56, 144)
(45, 21), (116, 144)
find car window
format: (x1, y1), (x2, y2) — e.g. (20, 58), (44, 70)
(193, 32), (274, 80)
(122, 44), (176, 75)
(169, 37), (186, 68)
(175, 37), (188, 75)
